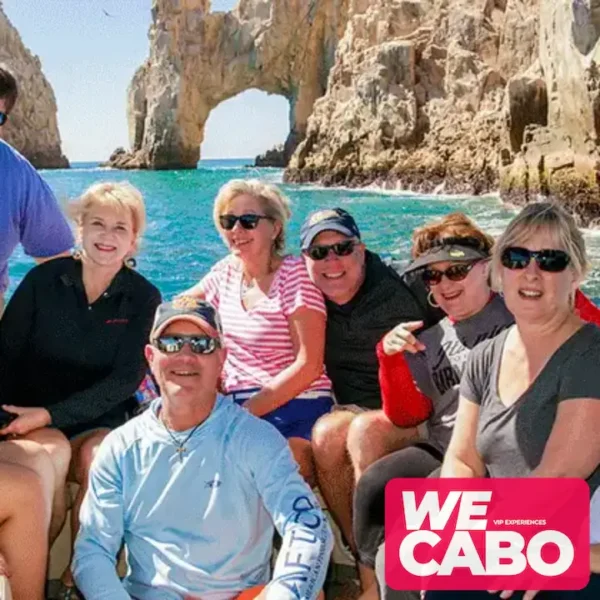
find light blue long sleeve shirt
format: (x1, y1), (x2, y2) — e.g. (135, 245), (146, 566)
(72, 395), (333, 600)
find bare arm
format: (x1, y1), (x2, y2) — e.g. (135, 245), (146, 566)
(531, 399), (600, 479)
(179, 279), (206, 299)
(440, 395), (486, 478)
(242, 307), (327, 417)
(33, 251), (71, 264)
(592, 545), (600, 574)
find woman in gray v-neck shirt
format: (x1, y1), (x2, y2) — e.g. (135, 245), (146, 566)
(443, 202), (600, 493)
(437, 202), (600, 599)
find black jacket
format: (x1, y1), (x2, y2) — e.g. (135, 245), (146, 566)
(0, 257), (161, 433)
(324, 251), (442, 409)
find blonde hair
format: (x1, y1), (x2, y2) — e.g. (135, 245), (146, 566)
(491, 201), (589, 291)
(68, 181), (146, 249)
(213, 179), (292, 254)
(411, 212), (495, 258)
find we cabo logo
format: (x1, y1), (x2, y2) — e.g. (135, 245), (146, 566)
(385, 479), (590, 591)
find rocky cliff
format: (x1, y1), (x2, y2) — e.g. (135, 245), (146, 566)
(286, 0), (599, 222)
(118, 0), (599, 221)
(0, 2), (68, 168)
(110, 0), (350, 170)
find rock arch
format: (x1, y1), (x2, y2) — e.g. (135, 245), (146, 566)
(112, 0), (350, 169)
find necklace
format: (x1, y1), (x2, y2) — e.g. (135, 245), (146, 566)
(160, 415), (203, 462)
(239, 256), (278, 301)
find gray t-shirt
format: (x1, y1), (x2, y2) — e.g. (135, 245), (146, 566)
(461, 322), (600, 494)
(406, 294), (513, 452)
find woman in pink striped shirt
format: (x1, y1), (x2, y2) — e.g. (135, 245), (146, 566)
(184, 179), (334, 484)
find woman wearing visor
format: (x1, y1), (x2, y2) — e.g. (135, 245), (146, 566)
(352, 210), (600, 599)
(183, 180), (333, 485)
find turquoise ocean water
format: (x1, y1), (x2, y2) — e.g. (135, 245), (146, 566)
(8, 158), (600, 303)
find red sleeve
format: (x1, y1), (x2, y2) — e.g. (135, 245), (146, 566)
(377, 340), (433, 428)
(575, 289), (600, 326)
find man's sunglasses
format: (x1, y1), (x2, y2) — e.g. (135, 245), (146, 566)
(0, 112), (7, 126)
(154, 335), (220, 355)
(422, 262), (478, 286)
(219, 214), (273, 230)
(303, 240), (356, 261)
(500, 247), (571, 272)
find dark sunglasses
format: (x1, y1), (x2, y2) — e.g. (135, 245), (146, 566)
(303, 240), (356, 261)
(422, 262), (478, 286)
(500, 247), (571, 272)
(219, 214), (273, 230)
(154, 335), (220, 355)
(0, 112), (7, 126)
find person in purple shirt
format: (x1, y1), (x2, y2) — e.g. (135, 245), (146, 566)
(0, 66), (74, 315)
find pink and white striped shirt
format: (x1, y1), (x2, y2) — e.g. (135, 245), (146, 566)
(199, 254), (332, 394)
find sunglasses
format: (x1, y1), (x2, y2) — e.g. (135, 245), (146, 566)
(0, 112), (7, 126)
(154, 335), (220, 355)
(422, 262), (478, 286)
(303, 240), (356, 261)
(500, 247), (571, 272)
(219, 214), (273, 230)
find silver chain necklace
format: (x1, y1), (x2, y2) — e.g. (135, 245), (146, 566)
(160, 416), (203, 462)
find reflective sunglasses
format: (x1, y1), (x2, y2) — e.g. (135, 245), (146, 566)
(154, 335), (220, 355)
(303, 240), (356, 261)
(500, 247), (571, 272)
(219, 213), (273, 230)
(0, 112), (7, 126)
(422, 262), (478, 286)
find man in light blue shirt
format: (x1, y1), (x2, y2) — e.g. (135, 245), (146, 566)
(72, 296), (333, 600)
(0, 66), (73, 313)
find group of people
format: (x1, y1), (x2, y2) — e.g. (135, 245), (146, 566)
(1, 64), (600, 600)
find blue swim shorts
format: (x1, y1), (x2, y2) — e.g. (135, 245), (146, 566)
(230, 388), (334, 440)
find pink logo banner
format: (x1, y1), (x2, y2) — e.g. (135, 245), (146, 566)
(385, 478), (590, 591)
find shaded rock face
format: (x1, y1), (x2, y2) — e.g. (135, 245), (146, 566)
(0, 2), (68, 168)
(255, 144), (285, 167)
(500, 0), (600, 225)
(113, 0), (351, 170)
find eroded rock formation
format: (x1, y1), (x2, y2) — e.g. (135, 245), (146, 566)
(500, 0), (600, 224)
(112, 0), (350, 169)
(119, 0), (599, 220)
(287, 0), (539, 192)
(0, 2), (68, 168)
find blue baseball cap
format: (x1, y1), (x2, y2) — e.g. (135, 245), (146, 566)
(300, 208), (361, 250)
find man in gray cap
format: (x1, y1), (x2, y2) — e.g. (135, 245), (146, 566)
(299, 208), (441, 590)
(73, 296), (333, 600)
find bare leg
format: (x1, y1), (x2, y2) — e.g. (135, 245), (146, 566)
(61, 429), (109, 587)
(0, 462), (48, 600)
(288, 437), (316, 488)
(0, 437), (58, 530)
(358, 583), (380, 600)
(346, 411), (420, 483)
(311, 411), (357, 550)
(24, 428), (72, 544)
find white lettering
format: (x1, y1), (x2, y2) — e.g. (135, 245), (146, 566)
(399, 531), (441, 576)
(402, 491), (462, 531)
(485, 531), (527, 575)
(456, 491), (491, 530)
(438, 531), (485, 575)
(527, 531), (574, 576)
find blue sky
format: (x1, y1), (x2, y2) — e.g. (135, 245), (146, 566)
(3, 0), (289, 162)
